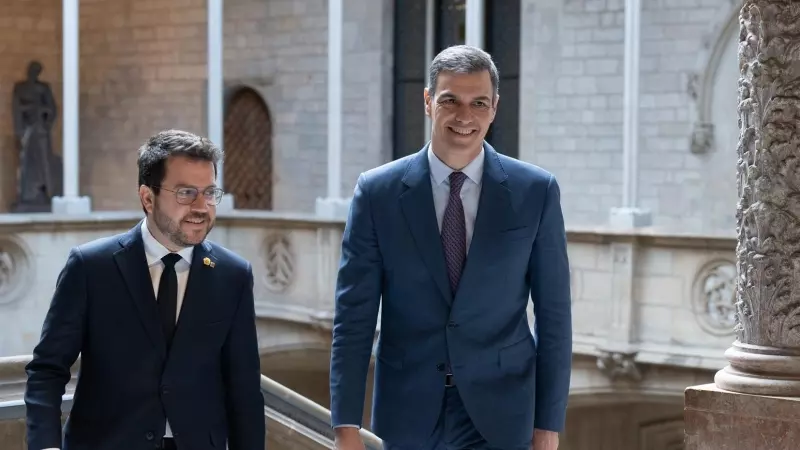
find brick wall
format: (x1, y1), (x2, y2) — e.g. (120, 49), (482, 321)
(0, 0), (392, 213)
(520, 0), (739, 234)
(222, 0), (393, 212)
(0, 1), (62, 212)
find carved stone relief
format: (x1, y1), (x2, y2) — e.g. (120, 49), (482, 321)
(716, 0), (800, 395)
(0, 236), (30, 305)
(692, 259), (737, 336)
(262, 232), (294, 293)
(596, 351), (641, 382)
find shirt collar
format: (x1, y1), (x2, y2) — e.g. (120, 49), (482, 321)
(427, 144), (485, 186)
(141, 219), (194, 267)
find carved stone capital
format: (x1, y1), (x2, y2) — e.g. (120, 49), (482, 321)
(716, 0), (800, 396)
(596, 351), (642, 382)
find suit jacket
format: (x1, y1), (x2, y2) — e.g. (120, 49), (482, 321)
(330, 143), (572, 449)
(24, 221), (265, 450)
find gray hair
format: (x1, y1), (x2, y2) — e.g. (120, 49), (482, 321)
(427, 45), (499, 98)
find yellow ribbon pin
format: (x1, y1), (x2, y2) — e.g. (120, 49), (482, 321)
(203, 257), (215, 268)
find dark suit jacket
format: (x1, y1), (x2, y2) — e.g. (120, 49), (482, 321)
(25, 222), (265, 450)
(330, 143), (572, 449)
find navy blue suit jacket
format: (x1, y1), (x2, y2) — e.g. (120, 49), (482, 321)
(330, 143), (572, 448)
(24, 222), (265, 450)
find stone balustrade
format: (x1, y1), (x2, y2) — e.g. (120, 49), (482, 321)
(0, 211), (738, 381)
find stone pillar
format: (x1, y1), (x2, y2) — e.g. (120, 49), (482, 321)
(315, 0), (350, 219)
(52, 0), (91, 214)
(685, 2), (800, 448)
(609, 0), (651, 229)
(207, 0), (234, 211)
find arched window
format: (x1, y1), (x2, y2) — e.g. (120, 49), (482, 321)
(223, 86), (273, 210)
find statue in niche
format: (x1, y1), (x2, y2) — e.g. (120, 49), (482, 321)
(11, 61), (63, 212)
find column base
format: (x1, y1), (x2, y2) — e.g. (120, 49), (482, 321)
(217, 193), (235, 212)
(714, 341), (800, 396)
(51, 196), (92, 215)
(685, 383), (800, 450)
(315, 196), (351, 219)
(608, 207), (652, 228)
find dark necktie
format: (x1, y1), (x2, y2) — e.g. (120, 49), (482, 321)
(441, 171), (467, 296)
(157, 253), (182, 350)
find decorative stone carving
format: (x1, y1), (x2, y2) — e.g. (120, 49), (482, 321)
(715, 1), (800, 396)
(0, 236), (30, 305)
(596, 351), (642, 382)
(689, 122), (714, 154)
(262, 233), (294, 293)
(692, 259), (737, 335)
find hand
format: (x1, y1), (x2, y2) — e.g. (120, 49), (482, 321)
(531, 429), (559, 450)
(334, 427), (366, 450)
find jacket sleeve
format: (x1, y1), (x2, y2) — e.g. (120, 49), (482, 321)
(528, 174), (573, 433)
(329, 173), (383, 427)
(222, 263), (266, 450)
(25, 247), (88, 450)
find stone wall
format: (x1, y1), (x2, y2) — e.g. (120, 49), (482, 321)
(520, 0), (741, 233)
(0, 0), (391, 213)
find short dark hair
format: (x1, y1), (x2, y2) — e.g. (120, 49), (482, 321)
(427, 45), (499, 98)
(137, 129), (223, 193)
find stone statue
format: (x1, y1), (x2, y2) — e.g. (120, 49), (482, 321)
(11, 61), (63, 212)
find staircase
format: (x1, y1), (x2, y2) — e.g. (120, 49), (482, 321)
(0, 357), (382, 450)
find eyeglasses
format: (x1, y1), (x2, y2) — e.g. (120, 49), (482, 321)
(152, 186), (225, 205)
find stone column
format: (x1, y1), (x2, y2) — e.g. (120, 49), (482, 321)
(315, 0), (350, 218)
(714, 0), (800, 396)
(52, 0), (91, 214)
(609, 0), (651, 229)
(207, 0), (234, 211)
(685, 2), (800, 448)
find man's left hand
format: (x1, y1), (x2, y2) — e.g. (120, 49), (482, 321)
(531, 429), (559, 450)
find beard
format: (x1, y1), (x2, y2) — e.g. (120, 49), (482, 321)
(152, 200), (214, 248)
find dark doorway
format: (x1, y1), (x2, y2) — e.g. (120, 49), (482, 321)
(392, 0), (521, 160)
(223, 87), (274, 210)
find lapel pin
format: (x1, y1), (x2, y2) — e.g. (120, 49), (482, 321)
(203, 257), (215, 268)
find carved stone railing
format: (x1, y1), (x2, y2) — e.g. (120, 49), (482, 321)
(0, 211), (344, 357)
(0, 355), (382, 450)
(564, 225), (736, 377)
(0, 211), (738, 378)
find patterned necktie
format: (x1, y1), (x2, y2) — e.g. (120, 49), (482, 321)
(441, 171), (467, 296)
(157, 253), (182, 350)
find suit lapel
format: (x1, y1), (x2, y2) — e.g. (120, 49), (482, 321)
(458, 144), (513, 299)
(114, 223), (166, 357)
(399, 145), (453, 304)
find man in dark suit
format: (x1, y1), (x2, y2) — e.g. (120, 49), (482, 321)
(330, 45), (572, 450)
(24, 129), (265, 450)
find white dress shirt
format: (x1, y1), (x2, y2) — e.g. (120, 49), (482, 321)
(43, 220), (193, 449)
(141, 219), (193, 439)
(428, 145), (484, 253)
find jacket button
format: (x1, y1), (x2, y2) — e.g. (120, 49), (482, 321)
(145, 431), (154, 441)
(436, 363), (445, 372)
(447, 321), (458, 328)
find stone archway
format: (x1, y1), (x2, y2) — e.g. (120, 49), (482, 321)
(223, 86), (274, 210)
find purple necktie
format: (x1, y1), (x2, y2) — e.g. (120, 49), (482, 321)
(441, 171), (467, 296)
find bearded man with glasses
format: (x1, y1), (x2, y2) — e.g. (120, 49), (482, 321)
(24, 129), (265, 450)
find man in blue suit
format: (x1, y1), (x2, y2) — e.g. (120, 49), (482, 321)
(330, 45), (572, 450)
(24, 130), (265, 450)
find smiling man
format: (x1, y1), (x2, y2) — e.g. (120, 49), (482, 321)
(25, 130), (265, 450)
(330, 45), (573, 450)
